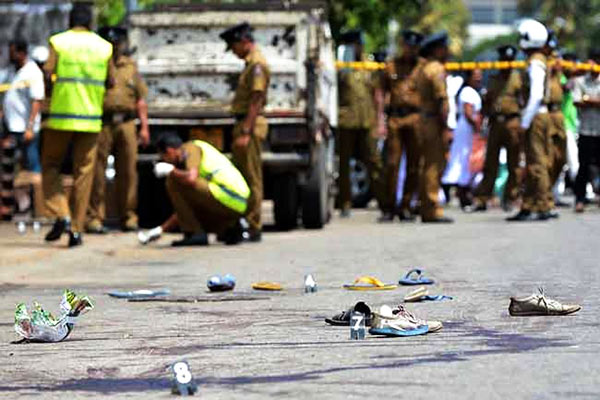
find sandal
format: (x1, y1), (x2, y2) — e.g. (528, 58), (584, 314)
(343, 276), (397, 291)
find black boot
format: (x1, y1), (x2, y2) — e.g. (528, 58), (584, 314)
(68, 232), (83, 248)
(45, 218), (70, 242)
(506, 210), (533, 222)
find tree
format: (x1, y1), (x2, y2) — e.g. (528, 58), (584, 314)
(328, 0), (470, 56)
(518, 0), (600, 58)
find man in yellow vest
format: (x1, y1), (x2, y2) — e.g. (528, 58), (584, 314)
(141, 134), (250, 247)
(41, 3), (114, 247)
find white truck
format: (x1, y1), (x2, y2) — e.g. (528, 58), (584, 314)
(129, 1), (338, 230)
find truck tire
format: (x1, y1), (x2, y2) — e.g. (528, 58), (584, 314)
(302, 140), (331, 229)
(350, 158), (373, 208)
(273, 173), (299, 231)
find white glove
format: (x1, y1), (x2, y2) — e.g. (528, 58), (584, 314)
(138, 226), (163, 245)
(154, 162), (175, 178)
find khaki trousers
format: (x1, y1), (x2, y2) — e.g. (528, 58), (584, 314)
(232, 122), (263, 233)
(418, 116), (447, 220)
(41, 128), (98, 232)
(474, 116), (522, 204)
(386, 113), (421, 213)
(547, 111), (567, 208)
(87, 120), (138, 228)
(166, 175), (240, 234)
(521, 113), (552, 213)
(338, 128), (386, 211)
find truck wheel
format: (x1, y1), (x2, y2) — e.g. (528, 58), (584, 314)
(273, 173), (299, 231)
(350, 158), (373, 208)
(302, 139), (332, 229)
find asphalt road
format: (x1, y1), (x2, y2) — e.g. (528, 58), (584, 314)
(0, 204), (598, 399)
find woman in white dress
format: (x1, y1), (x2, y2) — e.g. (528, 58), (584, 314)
(442, 68), (483, 209)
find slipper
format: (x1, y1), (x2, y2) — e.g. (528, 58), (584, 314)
(107, 289), (170, 299)
(325, 301), (372, 326)
(207, 274), (236, 292)
(398, 268), (434, 285)
(369, 324), (429, 337)
(343, 276), (397, 291)
(404, 286), (452, 302)
(252, 281), (283, 291)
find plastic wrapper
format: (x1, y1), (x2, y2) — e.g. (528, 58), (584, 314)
(14, 289), (94, 343)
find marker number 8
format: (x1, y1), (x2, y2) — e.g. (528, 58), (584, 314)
(173, 362), (192, 384)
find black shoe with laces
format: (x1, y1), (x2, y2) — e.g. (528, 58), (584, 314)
(45, 219), (70, 242)
(68, 232), (83, 248)
(171, 232), (209, 247)
(247, 230), (262, 243)
(506, 210), (533, 222)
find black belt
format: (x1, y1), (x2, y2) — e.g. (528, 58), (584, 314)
(493, 113), (520, 122)
(102, 111), (136, 124)
(388, 107), (419, 117)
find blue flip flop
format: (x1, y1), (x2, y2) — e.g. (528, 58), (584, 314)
(421, 295), (453, 302)
(398, 269), (434, 286)
(207, 274), (236, 292)
(369, 324), (429, 337)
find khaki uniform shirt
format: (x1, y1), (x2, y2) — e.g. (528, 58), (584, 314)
(103, 55), (148, 113)
(383, 56), (424, 110)
(484, 71), (522, 116)
(547, 72), (563, 106)
(338, 66), (377, 130)
(416, 59), (448, 115)
(231, 47), (270, 115)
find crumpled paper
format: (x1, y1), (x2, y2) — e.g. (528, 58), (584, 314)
(14, 289), (94, 343)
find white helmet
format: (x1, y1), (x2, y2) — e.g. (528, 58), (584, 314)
(518, 19), (548, 50)
(30, 46), (49, 64)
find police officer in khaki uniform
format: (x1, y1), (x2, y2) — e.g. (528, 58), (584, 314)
(379, 30), (425, 222)
(220, 23), (269, 242)
(337, 30), (386, 218)
(473, 45), (523, 211)
(415, 31), (453, 223)
(544, 31), (567, 212)
(86, 27), (150, 233)
(508, 19), (553, 221)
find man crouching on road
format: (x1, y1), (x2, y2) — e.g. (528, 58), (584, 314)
(139, 134), (250, 247)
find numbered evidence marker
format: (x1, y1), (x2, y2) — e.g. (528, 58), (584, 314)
(350, 311), (366, 340)
(169, 360), (198, 396)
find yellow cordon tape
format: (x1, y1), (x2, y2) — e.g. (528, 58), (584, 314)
(336, 60), (600, 72)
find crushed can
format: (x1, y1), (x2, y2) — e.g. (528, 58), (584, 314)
(350, 311), (366, 340)
(304, 274), (317, 293)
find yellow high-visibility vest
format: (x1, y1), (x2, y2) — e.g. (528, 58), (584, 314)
(47, 29), (112, 132)
(194, 140), (250, 214)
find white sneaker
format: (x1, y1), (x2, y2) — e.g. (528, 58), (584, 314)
(369, 305), (429, 337)
(392, 305), (443, 333)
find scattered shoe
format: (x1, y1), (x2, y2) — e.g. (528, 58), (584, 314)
(68, 232), (83, 248)
(171, 232), (209, 247)
(392, 304), (443, 333)
(404, 286), (453, 302)
(45, 218), (70, 242)
(369, 305), (429, 337)
(422, 216), (454, 224)
(325, 301), (372, 326)
(107, 289), (171, 299)
(207, 274), (236, 292)
(398, 268), (434, 286)
(343, 276), (397, 291)
(509, 288), (581, 316)
(252, 281), (282, 291)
